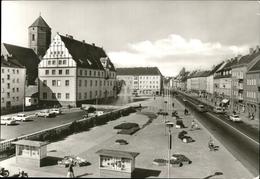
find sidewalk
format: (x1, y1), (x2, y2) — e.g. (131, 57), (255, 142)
(180, 91), (259, 130)
(0, 97), (255, 178)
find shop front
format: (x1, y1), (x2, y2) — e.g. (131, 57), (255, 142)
(96, 149), (139, 178)
(12, 140), (48, 167)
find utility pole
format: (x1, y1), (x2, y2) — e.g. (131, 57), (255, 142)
(166, 122), (174, 179)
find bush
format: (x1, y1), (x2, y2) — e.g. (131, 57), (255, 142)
(114, 123), (139, 130)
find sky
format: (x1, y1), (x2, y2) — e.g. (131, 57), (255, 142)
(2, 0), (260, 76)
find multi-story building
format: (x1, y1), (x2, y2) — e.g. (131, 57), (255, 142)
(213, 58), (237, 108)
(116, 67), (163, 96)
(1, 55), (26, 114)
(28, 15), (51, 58)
(231, 47), (260, 113)
(245, 57), (260, 120)
(187, 70), (210, 96)
(38, 33), (116, 107)
(206, 62), (225, 101)
(2, 43), (40, 86)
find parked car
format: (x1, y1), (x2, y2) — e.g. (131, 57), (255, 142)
(1, 116), (16, 125)
(12, 113), (30, 122)
(213, 107), (225, 114)
(50, 108), (62, 115)
(229, 114), (241, 122)
(35, 110), (56, 118)
(88, 111), (104, 117)
(197, 105), (207, 112)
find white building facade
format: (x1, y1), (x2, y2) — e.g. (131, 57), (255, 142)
(38, 34), (116, 107)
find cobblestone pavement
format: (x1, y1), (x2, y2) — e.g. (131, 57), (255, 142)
(0, 96), (255, 178)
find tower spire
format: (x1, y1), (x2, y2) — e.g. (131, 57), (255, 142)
(39, 12), (41, 17)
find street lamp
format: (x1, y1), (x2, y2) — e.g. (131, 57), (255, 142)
(166, 122), (174, 179)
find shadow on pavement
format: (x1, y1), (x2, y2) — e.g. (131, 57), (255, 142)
(41, 156), (63, 167)
(76, 172), (93, 178)
(202, 171), (223, 179)
(132, 168), (161, 178)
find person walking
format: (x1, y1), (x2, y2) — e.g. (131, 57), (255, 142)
(67, 163), (75, 178)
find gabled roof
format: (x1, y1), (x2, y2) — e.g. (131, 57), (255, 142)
(116, 67), (162, 76)
(209, 62), (224, 75)
(59, 35), (115, 71)
(25, 85), (38, 97)
(247, 59), (260, 74)
(1, 56), (24, 68)
(29, 16), (51, 29)
(232, 50), (260, 68)
(2, 43), (40, 85)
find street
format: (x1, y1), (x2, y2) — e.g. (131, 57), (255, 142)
(176, 93), (259, 176)
(0, 110), (86, 140)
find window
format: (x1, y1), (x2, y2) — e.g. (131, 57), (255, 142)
(7, 83), (10, 89)
(57, 80), (61, 86)
(43, 80), (47, 86)
(65, 80), (69, 86)
(89, 71), (92, 76)
(13, 69), (15, 74)
(52, 80), (56, 86)
(85, 80), (87, 87)
(52, 60), (55, 65)
(79, 93), (81, 99)
(98, 71), (100, 77)
(66, 93), (70, 99)
(65, 69), (69, 75)
(32, 34), (35, 41)
(45, 70), (49, 75)
(2, 69), (4, 73)
(12, 79), (15, 83)
(48, 61), (51, 65)
(94, 71), (96, 76)
(57, 93), (61, 99)
(58, 60), (62, 65)
(1, 78), (4, 83)
(63, 60), (66, 64)
(1, 98), (4, 103)
(52, 70), (56, 75)
(95, 91), (98, 97)
(100, 80), (102, 86)
(79, 80), (82, 87)
(79, 70), (83, 76)
(43, 92), (47, 99)
(59, 70), (62, 75)
(7, 92), (10, 98)
(12, 88), (15, 93)
(85, 70), (88, 76)
(95, 80), (97, 86)
(90, 91), (92, 98)
(13, 97), (15, 102)
(52, 93), (56, 99)
(17, 88), (19, 92)
(84, 92), (87, 99)
(7, 75), (10, 80)
(90, 80), (92, 87)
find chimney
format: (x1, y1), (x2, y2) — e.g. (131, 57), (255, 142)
(66, 34), (73, 39)
(82, 40), (85, 43)
(92, 43), (95, 46)
(249, 48), (254, 54)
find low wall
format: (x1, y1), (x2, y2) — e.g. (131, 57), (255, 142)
(0, 106), (134, 154)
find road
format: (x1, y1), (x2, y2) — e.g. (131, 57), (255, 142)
(175, 92), (259, 176)
(0, 110), (86, 140)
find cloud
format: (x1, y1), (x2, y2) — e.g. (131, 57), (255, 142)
(108, 34), (250, 76)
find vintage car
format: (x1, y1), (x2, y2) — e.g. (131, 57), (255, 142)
(35, 110), (56, 118)
(1, 116), (16, 125)
(229, 114), (241, 122)
(49, 108), (62, 115)
(213, 107), (225, 114)
(12, 113), (30, 122)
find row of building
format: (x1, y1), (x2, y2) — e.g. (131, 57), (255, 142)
(172, 47), (260, 120)
(1, 15), (165, 115)
(1, 15), (117, 114)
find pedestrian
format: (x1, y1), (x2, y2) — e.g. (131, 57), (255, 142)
(172, 102), (174, 108)
(191, 120), (195, 129)
(67, 163), (75, 178)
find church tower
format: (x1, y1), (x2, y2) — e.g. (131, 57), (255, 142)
(28, 15), (51, 58)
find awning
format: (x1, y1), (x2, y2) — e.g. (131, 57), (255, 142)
(222, 99), (229, 103)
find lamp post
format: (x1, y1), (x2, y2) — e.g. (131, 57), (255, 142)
(166, 122), (174, 179)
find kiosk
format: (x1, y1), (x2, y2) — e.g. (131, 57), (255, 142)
(96, 149), (139, 178)
(12, 140), (48, 167)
